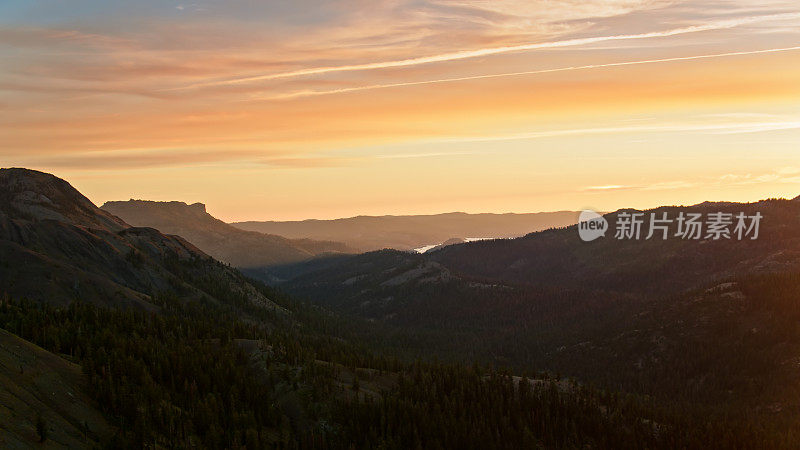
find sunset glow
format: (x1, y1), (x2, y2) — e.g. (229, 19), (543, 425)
(2, 0), (800, 220)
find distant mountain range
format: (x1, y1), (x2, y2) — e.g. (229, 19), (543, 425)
(102, 200), (355, 270)
(231, 211), (581, 252)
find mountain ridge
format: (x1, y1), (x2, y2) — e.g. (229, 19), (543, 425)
(102, 199), (354, 271)
(0, 168), (279, 312)
(232, 210), (582, 252)
(279, 196), (800, 414)
(0, 168), (127, 232)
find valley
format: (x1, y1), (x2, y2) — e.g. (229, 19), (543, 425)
(1, 168), (799, 448)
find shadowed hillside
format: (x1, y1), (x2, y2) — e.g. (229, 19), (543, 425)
(431, 200), (800, 295)
(102, 200), (354, 269)
(281, 197), (800, 424)
(0, 328), (115, 447)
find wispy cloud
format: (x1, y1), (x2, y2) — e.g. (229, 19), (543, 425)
(717, 169), (800, 186)
(3, 0), (800, 220)
(375, 151), (481, 159)
(21, 148), (257, 170)
(186, 12), (800, 88)
(583, 181), (695, 192)
(584, 169), (800, 195)
(709, 121), (800, 134)
(433, 0), (677, 23)
(430, 118), (800, 144)
(643, 181), (697, 191)
(585, 185), (635, 191)
(777, 167), (800, 175)
(260, 45), (800, 100)
(0, 27), (136, 50)
(259, 156), (364, 168)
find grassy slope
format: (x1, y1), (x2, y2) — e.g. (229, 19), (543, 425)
(0, 329), (114, 448)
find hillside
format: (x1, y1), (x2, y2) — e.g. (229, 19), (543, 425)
(281, 197), (800, 416)
(285, 199), (800, 312)
(231, 211), (580, 252)
(430, 201), (800, 295)
(0, 328), (115, 448)
(102, 200), (354, 270)
(0, 168), (279, 311)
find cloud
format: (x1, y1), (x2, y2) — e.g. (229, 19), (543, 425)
(432, 0), (677, 25)
(643, 181), (696, 190)
(584, 185), (635, 191)
(428, 117), (800, 144)
(709, 121), (800, 134)
(716, 169), (800, 186)
(184, 11), (800, 88)
(258, 45), (800, 100)
(15, 146), (368, 171)
(258, 156), (363, 168)
(375, 151), (481, 159)
(777, 167), (800, 175)
(0, 27), (136, 50)
(584, 170), (800, 195)
(584, 181), (695, 192)
(3, 0), (800, 184)
(20, 148), (257, 170)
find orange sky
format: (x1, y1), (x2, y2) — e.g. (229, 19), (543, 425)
(2, 0), (800, 221)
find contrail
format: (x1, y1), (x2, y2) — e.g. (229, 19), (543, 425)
(433, 121), (800, 144)
(189, 11), (800, 88)
(261, 45), (800, 101)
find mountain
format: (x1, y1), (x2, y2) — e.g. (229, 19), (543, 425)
(431, 201), (800, 295)
(280, 197), (800, 418)
(0, 168), (278, 310)
(102, 200), (354, 272)
(231, 211), (581, 252)
(284, 199), (800, 321)
(2, 168), (797, 447)
(1, 168), (712, 448)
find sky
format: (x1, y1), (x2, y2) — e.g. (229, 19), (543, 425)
(1, 0), (800, 221)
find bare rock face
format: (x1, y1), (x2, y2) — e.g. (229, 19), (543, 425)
(0, 168), (127, 232)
